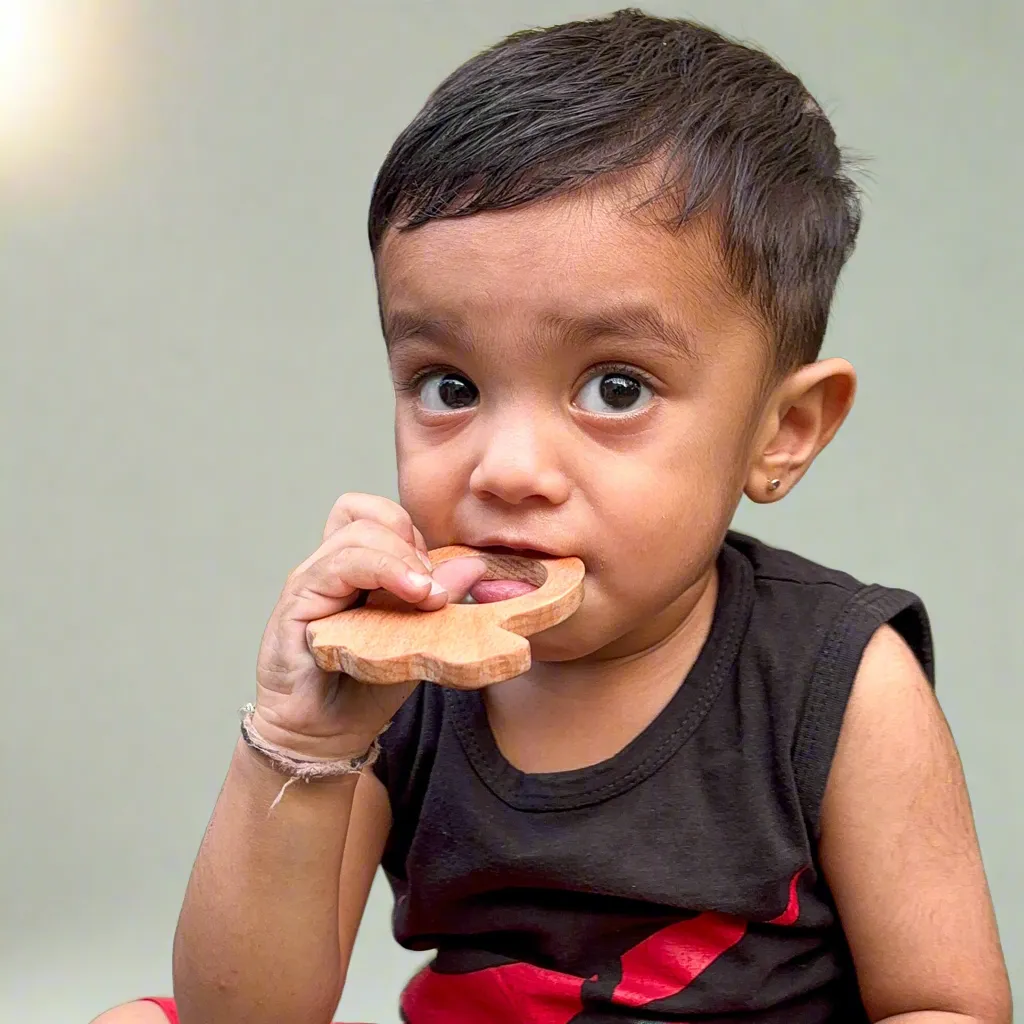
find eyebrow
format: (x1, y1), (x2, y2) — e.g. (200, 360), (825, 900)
(540, 303), (702, 364)
(383, 301), (701, 363)
(383, 309), (471, 351)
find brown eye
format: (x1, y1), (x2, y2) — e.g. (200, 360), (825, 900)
(419, 372), (479, 411)
(576, 371), (652, 414)
(600, 375), (641, 408)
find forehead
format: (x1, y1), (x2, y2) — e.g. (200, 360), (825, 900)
(375, 188), (757, 344)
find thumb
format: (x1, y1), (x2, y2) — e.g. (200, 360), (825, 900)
(416, 556), (487, 610)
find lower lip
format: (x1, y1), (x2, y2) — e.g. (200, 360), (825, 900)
(468, 579), (539, 604)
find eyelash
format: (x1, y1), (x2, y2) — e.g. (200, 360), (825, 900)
(583, 362), (659, 395)
(391, 364), (453, 394)
(393, 362), (659, 397)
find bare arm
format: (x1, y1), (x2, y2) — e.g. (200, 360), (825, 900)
(170, 492), (485, 1024)
(819, 626), (1011, 1024)
(338, 771), (393, 989)
(172, 742), (383, 1024)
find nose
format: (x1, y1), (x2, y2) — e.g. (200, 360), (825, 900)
(469, 413), (570, 507)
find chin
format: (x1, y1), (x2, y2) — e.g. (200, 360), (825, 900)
(525, 609), (616, 664)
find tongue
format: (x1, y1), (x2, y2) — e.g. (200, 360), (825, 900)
(469, 579), (538, 604)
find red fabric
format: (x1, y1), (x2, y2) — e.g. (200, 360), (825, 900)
(610, 911), (748, 1007)
(402, 959), (585, 1024)
(767, 866), (804, 927)
(140, 1000), (178, 1024)
(140, 998), (365, 1023)
(400, 868), (808, 1022)
(608, 868), (806, 1007)
(397, 911), (748, 1024)
(142, 873), (807, 1023)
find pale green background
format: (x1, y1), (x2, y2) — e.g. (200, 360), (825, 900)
(2, 2), (1021, 1022)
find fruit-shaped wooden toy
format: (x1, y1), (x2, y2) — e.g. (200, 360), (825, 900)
(307, 546), (585, 688)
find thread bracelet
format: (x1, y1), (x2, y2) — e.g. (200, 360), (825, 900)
(238, 702), (382, 810)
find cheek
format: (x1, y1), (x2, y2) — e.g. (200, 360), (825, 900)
(583, 419), (748, 577)
(395, 434), (465, 531)
(596, 419), (745, 517)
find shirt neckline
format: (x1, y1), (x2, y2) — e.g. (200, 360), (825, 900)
(448, 538), (753, 812)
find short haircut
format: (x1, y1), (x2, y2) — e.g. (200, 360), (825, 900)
(369, 9), (862, 370)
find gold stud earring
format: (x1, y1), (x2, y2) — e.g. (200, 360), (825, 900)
(768, 478), (782, 492)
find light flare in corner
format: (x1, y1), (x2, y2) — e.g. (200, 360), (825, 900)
(0, 1), (135, 196)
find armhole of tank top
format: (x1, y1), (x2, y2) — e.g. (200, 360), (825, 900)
(792, 584), (935, 840)
(374, 683), (440, 878)
(371, 681), (429, 808)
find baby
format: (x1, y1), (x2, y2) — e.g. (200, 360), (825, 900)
(97, 10), (1010, 1024)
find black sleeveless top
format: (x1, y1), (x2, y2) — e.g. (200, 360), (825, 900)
(373, 533), (934, 1024)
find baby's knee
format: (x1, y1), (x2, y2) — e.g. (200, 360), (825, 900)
(91, 1000), (169, 1024)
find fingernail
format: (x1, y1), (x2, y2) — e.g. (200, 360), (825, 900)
(406, 571), (432, 589)
(428, 580), (447, 597)
(419, 553), (433, 572)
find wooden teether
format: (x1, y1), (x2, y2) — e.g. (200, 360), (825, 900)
(306, 546), (585, 688)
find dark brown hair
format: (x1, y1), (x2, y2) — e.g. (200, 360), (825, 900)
(368, 9), (862, 370)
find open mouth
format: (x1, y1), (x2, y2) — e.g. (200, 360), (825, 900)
(464, 545), (554, 603)
(467, 579), (538, 603)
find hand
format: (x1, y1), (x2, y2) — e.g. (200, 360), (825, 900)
(253, 493), (486, 758)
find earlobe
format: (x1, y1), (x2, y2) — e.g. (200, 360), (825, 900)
(745, 358), (857, 503)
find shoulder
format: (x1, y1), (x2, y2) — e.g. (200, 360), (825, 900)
(727, 530), (865, 592)
(825, 623), (948, 812)
(845, 622), (934, 719)
(818, 625), (1011, 1021)
(724, 533), (936, 834)
(727, 531), (934, 681)
(827, 623), (942, 793)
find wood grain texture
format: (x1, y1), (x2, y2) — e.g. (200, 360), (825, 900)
(306, 545), (585, 688)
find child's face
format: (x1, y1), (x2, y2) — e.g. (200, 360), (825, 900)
(377, 188), (771, 662)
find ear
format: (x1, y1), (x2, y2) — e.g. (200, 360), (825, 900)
(745, 358), (857, 503)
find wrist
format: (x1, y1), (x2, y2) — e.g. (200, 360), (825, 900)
(247, 707), (379, 762)
(234, 737), (361, 791)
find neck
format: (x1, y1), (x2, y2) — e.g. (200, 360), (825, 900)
(482, 561), (720, 774)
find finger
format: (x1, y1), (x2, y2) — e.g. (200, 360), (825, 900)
(287, 521), (433, 613)
(325, 516), (425, 565)
(321, 492), (420, 554)
(287, 546), (440, 624)
(418, 556), (488, 609)
(322, 517), (430, 579)
(292, 516), (417, 582)
(412, 524), (430, 561)
(323, 494), (433, 573)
